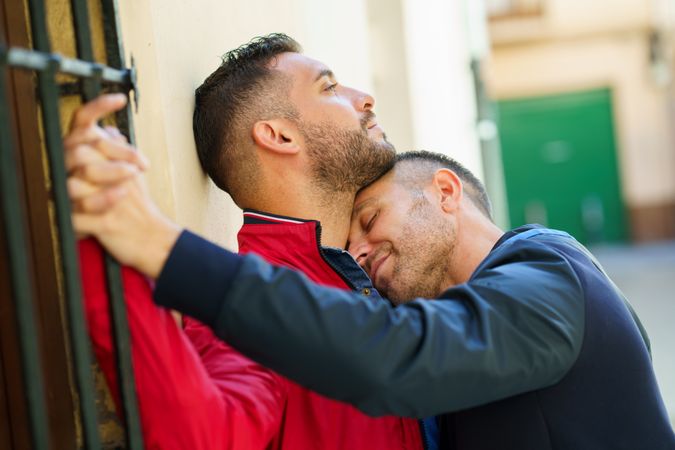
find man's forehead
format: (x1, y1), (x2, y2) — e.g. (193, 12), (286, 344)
(353, 174), (396, 216)
(272, 52), (332, 82)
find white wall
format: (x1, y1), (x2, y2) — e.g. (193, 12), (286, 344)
(401, 0), (484, 178)
(299, 0), (375, 95)
(365, 0), (415, 152)
(365, 0), (485, 179)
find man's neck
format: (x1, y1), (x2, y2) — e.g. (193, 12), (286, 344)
(447, 215), (504, 286)
(252, 189), (355, 249)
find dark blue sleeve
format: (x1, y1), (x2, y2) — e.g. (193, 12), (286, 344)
(154, 230), (585, 418)
(154, 230), (242, 326)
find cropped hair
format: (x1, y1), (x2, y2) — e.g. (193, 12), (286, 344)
(395, 150), (493, 220)
(193, 33), (301, 205)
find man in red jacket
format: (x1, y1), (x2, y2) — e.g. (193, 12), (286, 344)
(72, 34), (426, 449)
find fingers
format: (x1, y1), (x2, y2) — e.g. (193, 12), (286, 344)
(96, 136), (149, 170)
(70, 163), (133, 215)
(73, 184), (129, 215)
(74, 160), (141, 185)
(65, 137), (149, 173)
(65, 94), (148, 173)
(67, 158), (139, 211)
(104, 126), (128, 144)
(67, 95), (154, 243)
(65, 143), (108, 173)
(65, 125), (130, 150)
(69, 93), (127, 131)
(67, 176), (99, 201)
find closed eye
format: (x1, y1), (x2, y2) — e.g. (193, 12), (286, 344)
(366, 212), (378, 231)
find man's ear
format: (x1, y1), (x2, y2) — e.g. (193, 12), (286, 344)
(252, 119), (301, 155)
(432, 169), (463, 213)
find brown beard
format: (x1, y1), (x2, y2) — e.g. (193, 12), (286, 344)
(300, 120), (396, 193)
(382, 196), (455, 305)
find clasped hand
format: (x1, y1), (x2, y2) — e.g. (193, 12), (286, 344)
(65, 93), (180, 278)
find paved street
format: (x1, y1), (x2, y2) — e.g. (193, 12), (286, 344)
(591, 240), (675, 425)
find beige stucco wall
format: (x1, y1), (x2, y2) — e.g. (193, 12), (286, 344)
(486, 0), (675, 209)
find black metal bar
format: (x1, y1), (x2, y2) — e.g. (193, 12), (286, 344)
(101, 0), (138, 139)
(0, 45), (131, 86)
(55, 81), (133, 98)
(0, 59), (50, 450)
(71, 0), (144, 448)
(25, 1), (102, 448)
(101, 0), (144, 444)
(70, 0), (101, 99)
(104, 256), (145, 450)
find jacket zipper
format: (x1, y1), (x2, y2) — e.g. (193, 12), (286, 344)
(314, 223), (358, 290)
(419, 419), (429, 450)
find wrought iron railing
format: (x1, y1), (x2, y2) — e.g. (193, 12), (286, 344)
(0, 0), (142, 448)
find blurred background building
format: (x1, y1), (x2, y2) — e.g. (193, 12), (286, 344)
(485, 0), (675, 245)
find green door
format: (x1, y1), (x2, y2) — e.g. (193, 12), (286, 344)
(497, 88), (627, 244)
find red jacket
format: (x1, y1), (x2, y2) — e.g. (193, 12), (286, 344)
(79, 210), (423, 449)
(80, 238), (284, 450)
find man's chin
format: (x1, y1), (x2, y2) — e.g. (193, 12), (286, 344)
(373, 133), (394, 151)
(367, 124), (386, 139)
(384, 291), (409, 306)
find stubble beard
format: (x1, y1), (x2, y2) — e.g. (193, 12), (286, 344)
(382, 197), (456, 305)
(301, 120), (396, 194)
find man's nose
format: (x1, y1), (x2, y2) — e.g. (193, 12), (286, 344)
(359, 91), (375, 112)
(345, 86), (374, 112)
(349, 241), (372, 268)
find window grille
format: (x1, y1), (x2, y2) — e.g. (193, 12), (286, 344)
(0, 0), (142, 448)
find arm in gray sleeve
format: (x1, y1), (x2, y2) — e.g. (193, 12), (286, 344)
(155, 231), (585, 417)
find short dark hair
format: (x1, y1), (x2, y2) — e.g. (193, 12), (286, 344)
(395, 150), (493, 219)
(193, 33), (302, 206)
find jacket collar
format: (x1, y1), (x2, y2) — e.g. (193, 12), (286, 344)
(237, 209), (321, 259)
(242, 209), (314, 226)
(237, 209), (380, 297)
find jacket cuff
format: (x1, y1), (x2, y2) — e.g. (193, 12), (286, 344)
(154, 230), (242, 327)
